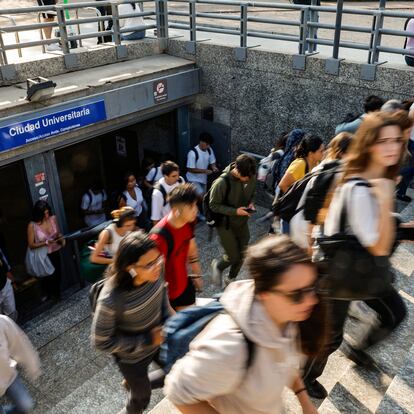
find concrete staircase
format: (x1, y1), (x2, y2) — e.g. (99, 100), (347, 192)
(150, 192), (414, 414)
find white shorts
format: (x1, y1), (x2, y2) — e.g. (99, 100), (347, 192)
(0, 279), (17, 321)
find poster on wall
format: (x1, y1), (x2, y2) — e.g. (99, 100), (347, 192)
(0, 99), (107, 152)
(115, 136), (127, 157)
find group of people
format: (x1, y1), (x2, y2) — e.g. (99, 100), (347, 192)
(2, 97), (414, 414)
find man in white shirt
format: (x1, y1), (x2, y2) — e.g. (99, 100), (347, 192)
(80, 182), (107, 227)
(151, 161), (184, 225)
(186, 133), (219, 197)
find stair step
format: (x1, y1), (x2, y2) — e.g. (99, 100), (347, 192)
(375, 344), (414, 414)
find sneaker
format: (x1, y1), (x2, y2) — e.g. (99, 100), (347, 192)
(397, 194), (412, 202)
(46, 43), (61, 52)
(304, 379), (327, 399)
(211, 259), (222, 287)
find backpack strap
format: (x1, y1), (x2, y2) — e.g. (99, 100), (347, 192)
(192, 147), (199, 163)
(242, 333), (255, 370)
(339, 178), (371, 233)
(151, 167), (158, 183)
(150, 226), (174, 258)
(154, 183), (168, 207)
(221, 174), (232, 229)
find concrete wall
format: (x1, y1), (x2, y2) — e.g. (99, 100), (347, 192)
(167, 40), (414, 158)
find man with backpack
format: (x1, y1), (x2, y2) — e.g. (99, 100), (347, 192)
(209, 154), (257, 287)
(80, 181), (107, 228)
(151, 161), (184, 226)
(186, 132), (219, 201)
(150, 184), (202, 310)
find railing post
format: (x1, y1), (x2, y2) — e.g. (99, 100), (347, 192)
(332, 0), (343, 59)
(235, 4), (248, 61)
(298, 7), (309, 55)
(185, 0), (197, 54)
(0, 32), (8, 65)
(56, 6), (70, 54)
(371, 10), (384, 64)
(307, 0), (319, 53)
(111, 2), (121, 46)
(156, 0), (169, 51)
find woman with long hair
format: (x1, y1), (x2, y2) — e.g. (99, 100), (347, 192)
(165, 235), (326, 414)
(27, 200), (65, 301)
(90, 207), (136, 266)
(92, 231), (171, 414)
(303, 110), (411, 399)
(119, 172), (151, 232)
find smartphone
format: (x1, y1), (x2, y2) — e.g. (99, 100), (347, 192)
(244, 208), (257, 214)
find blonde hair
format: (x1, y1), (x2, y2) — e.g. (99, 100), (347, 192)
(111, 206), (136, 226)
(325, 132), (353, 161)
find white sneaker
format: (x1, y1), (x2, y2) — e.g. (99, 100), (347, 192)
(211, 259), (222, 287)
(46, 43), (61, 52)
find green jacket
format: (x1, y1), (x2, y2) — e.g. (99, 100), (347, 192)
(209, 163), (256, 226)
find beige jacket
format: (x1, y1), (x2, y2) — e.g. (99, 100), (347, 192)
(0, 315), (41, 396)
(164, 280), (300, 414)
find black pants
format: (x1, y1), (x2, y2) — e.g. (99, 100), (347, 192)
(303, 287), (407, 382)
(39, 250), (62, 300)
(116, 352), (165, 414)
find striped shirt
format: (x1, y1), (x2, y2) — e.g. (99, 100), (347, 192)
(92, 275), (170, 364)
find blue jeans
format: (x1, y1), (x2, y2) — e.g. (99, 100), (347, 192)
(0, 376), (34, 414)
(120, 31), (145, 41)
(280, 218), (290, 235)
(397, 140), (414, 197)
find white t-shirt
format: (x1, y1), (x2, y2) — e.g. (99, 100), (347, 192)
(123, 186), (144, 217)
(80, 190), (107, 227)
(145, 166), (163, 184)
(186, 145), (216, 184)
(324, 180), (379, 247)
(151, 177), (184, 221)
(118, 3), (145, 35)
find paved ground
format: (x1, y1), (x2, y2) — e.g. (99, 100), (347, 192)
(0, 1), (413, 66)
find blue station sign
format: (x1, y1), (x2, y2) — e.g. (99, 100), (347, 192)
(0, 99), (107, 152)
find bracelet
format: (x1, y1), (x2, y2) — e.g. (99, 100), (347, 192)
(294, 387), (307, 396)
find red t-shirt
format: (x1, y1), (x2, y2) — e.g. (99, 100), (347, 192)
(150, 216), (194, 300)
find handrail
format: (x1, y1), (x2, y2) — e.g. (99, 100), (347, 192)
(0, 0), (413, 70)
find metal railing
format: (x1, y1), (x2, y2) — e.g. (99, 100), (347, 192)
(0, 0), (159, 65)
(0, 0), (413, 68)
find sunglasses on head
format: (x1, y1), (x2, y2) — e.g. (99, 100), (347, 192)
(269, 284), (317, 304)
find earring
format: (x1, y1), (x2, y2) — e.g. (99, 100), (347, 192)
(129, 268), (137, 278)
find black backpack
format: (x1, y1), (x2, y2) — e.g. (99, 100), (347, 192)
(272, 161), (337, 222)
(153, 178), (184, 207)
(203, 174), (231, 228)
(303, 161), (342, 224)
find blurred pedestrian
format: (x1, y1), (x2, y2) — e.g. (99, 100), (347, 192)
(118, 2), (146, 41)
(80, 181), (107, 228)
(404, 18), (414, 67)
(0, 248), (17, 322)
(0, 315), (41, 414)
(37, 0), (60, 51)
(210, 154), (257, 287)
(165, 235), (321, 414)
(92, 232), (171, 414)
(303, 111), (410, 399)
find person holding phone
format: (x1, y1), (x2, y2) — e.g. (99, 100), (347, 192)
(27, 200), (65, 302)
(209, 154), (257, 287)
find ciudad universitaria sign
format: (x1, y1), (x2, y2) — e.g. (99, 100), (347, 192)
(0, 99), (107, 152)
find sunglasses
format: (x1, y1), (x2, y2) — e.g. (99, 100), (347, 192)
(135, 255), (164, 271)
(269, 284), (317, 304)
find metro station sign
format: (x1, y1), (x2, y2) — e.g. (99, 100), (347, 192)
(0, 99), (107, 152)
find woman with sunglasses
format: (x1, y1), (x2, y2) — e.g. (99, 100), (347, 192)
(165, 235), (325, 414)
(92, 231), (172, 414)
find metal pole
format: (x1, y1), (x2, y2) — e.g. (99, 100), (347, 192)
(368, 0), (386, 63)
(156, 0), (168, 49)
(332, 0), (344, 59)
(56, 7), (70, 54)
(111, 2), (121, 46)
(371, 9), (384, 63)
(0, 32), (8, 65)
(240, 4), (248, 48)
(299, 7), (309, 54)
(189, 0), (196, 43)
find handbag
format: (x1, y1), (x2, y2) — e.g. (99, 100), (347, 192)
(79, 240), (107, 283)
(317, 179), (393, 300)
(25, 222), (55, 278)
